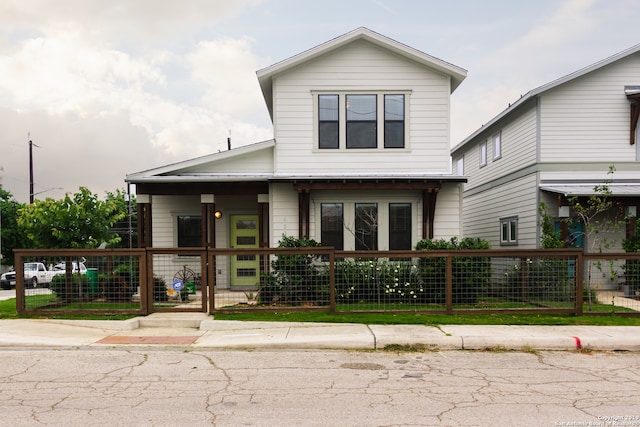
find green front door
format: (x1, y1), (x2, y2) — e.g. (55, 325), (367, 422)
(230, 215), (260, 288)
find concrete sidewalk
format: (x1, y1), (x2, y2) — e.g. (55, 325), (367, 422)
(1, 313), (640, 351)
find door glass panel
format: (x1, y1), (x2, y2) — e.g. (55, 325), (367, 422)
(237, 268), (257, 277)
(237, 236), (256, 245)
(236, 220), (256, 229)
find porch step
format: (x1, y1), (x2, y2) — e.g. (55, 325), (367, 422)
(137, 312), (210, 329)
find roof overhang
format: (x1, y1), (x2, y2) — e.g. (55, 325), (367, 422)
(129, 173), (467, 186)
(540, 182), (640, 197)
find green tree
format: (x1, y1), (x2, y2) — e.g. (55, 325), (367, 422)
(565, 166), (624, 309)
(105, 189), (136, 248)
(17, 187), (127, 248)
(0, 186), (29, 265)
(538, 202), (565, 249)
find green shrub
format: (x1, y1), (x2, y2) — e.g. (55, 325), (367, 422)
(259, 235), (329, 306)
(153, 276), (168, 302)
(622, 218), (640, 294)
(415, 237), (491, 304)
(50, 273), (91, 301)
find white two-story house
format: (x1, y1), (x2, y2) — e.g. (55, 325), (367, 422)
(126, 27), (467, 289)
(451, 43), (640, 257)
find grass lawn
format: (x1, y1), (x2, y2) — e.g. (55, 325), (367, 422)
(3, 297), (640, 326)
(212, 310), (640, 326)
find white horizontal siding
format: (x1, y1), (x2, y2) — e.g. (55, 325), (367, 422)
(432, 183), (462, 239)
(273, 39), (452, 175)
(184, 148), (274, 174)
(150, 195), (201, 247)
(462, 173), (539, 248)
(269, 183), (300, 244)
(540, 54), (640, 162)
(457, 105), (537, 191)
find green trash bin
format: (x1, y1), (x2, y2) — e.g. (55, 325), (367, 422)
(185, 281), (195, 295)
(86, 268), (99, 296)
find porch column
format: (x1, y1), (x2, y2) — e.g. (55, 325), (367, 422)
(201, 194), (216, 248)
(297, 188), (310, 238)
(258, 194), (269, 248)
(627, 206), (638, 241)
(136, 194), (152, 248)
(422, 189), (438, 240)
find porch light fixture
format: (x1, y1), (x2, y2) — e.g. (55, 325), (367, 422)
(214, 210), (223, 219)
(558, 206), (570, 218)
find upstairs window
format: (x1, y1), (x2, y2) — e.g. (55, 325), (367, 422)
(493, 131), (502, 160)
(346, 95), (377, 148)
(318, 94), (339, 149)
(479, 142), (487, 167)
(384, 94), (405, 148)
(456, 156), (464, 176)
(316, 92), (408, 150)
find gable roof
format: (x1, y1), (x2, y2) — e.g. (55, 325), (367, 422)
(257, 27), (467, 120)
(451, 42), (640, 154)
(126, 139), (275, 184)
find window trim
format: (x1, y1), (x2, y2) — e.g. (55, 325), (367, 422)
(500, 216), (518, 246)
(479, 141), (487, 167)
(318, 94), (339, 149)
(456, 156), (464, 176)
(313, 91), (410, 151)
(384, 94), (405, 148)
(314, 198), (416, 250)
(493, 131), (502, 160)
(346, 94), (378, 149)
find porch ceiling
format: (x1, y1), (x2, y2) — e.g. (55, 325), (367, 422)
(540, 183), (640, 197)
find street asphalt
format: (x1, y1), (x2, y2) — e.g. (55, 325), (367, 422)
(1, 312), (639, 351)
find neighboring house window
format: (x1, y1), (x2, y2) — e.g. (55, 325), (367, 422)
(347, 95), (377, 148)
(177, 215), (201, 247)
(355, 203), (378, 250)
(500, 217), (518, 245)
(384, 94), (404, 148)
(318, 94), (339, 149)
(456, 156), (464, 176)
(389, 203), (411, 250)
(493, 131), (502, 160)
(479, 142), (487, 167)
(321, 203), (344, 250)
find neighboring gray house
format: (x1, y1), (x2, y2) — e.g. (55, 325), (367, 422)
(451, 43), (640, 287)
(126, 28), (467, 289)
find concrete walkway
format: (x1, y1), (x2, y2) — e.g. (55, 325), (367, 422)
(1, 312), (639, 351)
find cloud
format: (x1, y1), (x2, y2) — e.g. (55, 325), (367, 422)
(0, 0), (263, 45)
(188, 37), (267, 120)
(0, 1), (273, 203)
(451, 0), (603, 144)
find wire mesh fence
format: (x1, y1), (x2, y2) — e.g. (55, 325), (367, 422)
(12, 248), (640, 316)
(16, 249), (145, 314)
(582, 253), (640, 314)
(148, 249), (206, 312)
(210, 248), (333, 310)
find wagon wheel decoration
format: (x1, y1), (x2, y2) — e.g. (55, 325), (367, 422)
(173, 265), (197, 299)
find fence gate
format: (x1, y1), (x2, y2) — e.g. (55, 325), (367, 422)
(148, 248), (209, 313)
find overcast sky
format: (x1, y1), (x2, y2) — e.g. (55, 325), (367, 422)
(1, 0), (639, 203)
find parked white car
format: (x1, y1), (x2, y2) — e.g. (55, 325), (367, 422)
(0, 261), (88, 289)
(52, 262), (87, 276)
(1, 262), (56, 289)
